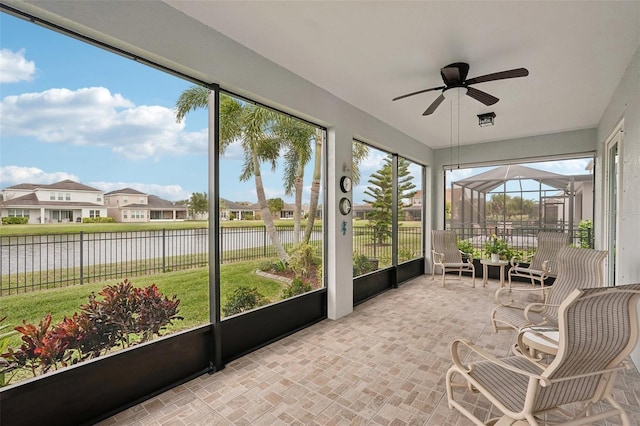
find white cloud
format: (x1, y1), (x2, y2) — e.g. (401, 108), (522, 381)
(0, 165), (78, 187)
(1, 87), (208, 160)
(359, 149), (389, 176)
(221, 140), (246, 160)
(89, 181), (190, 202)
(0, 49), (36, 83)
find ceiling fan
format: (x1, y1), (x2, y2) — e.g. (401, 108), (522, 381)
(392, 62), (529, 116)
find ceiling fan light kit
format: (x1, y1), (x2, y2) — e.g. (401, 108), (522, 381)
(478, 112), (496, 127)
(393, 62), (529, 116)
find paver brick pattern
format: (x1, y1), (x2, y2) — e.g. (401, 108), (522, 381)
(98, 275), (640, 425)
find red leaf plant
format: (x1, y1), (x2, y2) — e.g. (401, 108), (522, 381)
(2, 280), (182, 380)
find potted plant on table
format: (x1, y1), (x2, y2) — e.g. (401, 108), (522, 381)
(485, 234), (509, 262)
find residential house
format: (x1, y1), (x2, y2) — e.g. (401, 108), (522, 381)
(104, 188), (187, 222)
(0, 179), (106, 224)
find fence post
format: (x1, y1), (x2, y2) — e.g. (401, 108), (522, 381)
(79, 231), (84, 285)
(162, 228), (166, 273)
(263, 225), (267, 258)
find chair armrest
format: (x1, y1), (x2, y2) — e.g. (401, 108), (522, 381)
(432, 250), (445, 263)
(450, 339), (546, 379)
(523, 302), (559, 323)
(495, 286), (546, 306)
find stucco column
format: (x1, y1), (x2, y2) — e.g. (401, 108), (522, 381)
(327, 126), (353, 320)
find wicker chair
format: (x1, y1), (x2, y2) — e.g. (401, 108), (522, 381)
(431, 230), (475, 287)
(447, 283), (640, 426)
(508, 231), (570, 296)
(492, 246), (607, 332)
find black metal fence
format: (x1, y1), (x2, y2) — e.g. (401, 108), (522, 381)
(352, 226), (423, 266)
(0, 226), (322, 296)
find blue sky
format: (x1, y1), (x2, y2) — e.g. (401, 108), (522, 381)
(1, 13), (590, 205)
(0, 13), (311, 204)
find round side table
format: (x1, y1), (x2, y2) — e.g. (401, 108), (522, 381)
(479, 259), (509, 287)
(520, 326), (559, 357)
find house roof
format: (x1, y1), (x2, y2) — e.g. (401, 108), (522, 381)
(4, 179), (102, 192)
(220, 198), (256, 211)
(1, 193), (102, 208)
(104, 187), (147, 196)
(115, 195), (187, 211)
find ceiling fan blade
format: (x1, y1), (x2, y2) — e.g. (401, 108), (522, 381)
(441, 62), (469, 85)
(422, 93), (445, 115)
(465, 68), (529, 85)
(466, 86), (499, 106)
(392, 86), (445, 102)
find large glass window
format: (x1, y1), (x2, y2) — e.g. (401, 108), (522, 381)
(208, 92), (325, 318)
(444, 157), (595, 258)
(0, 13), (209, 385)
(397, 157), (424, 263)
(352, 141), (389, 273)
(351, 141), (423, 276)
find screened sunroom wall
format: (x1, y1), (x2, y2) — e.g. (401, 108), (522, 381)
(6, 0), (434, 321)
(431, 128), (597, 246)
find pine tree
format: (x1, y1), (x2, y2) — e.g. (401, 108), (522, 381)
(363, 156), (416, 245)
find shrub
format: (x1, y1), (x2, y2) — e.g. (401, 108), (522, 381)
(282, 277), (312, 299)
(0, 316), (18, 386)
(1, 279), (181, 382)
(258, 259), (276, 272)
(353, 253), (378, 276)
(272, 260), (286, 273)
(222, 286), (268, 317)
(1, 217), (28, 225)
(82, 217), (116, 223)
(576, 219), (593, 248)
(288, 243), (320, 278)
(457, 238), (475, 256)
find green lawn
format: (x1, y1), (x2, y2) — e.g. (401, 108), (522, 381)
(0, 221), (209, 236)
(0, 218), (423, 236)
(0, 260), (288, 347)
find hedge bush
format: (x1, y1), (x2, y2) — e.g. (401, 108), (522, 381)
(2, 217), (28, 225)
(82, 217), (116, 223)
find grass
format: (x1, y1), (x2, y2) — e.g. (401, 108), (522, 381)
(0, 218), (423, 236)
(0, 221), (210, 236)
(0, 260), (288, 348)
(0, 219), (310, 236)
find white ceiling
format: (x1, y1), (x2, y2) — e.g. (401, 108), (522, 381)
(166, 1), (639, 149)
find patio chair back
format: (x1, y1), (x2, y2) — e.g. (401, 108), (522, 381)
(539, 246), (608, 323)
(529, 231), (571, 274)
(432, 230), (462, 263)
(431, 230), (475, 287)
(492, 246), (607, 332)
(534, 283), (640, 412)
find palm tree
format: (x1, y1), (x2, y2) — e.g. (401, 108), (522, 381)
(352, 141), (370, 186)
(175, 86), (289, 262)
(274, 117), (315, 243)
(302, 129), (323, 244)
